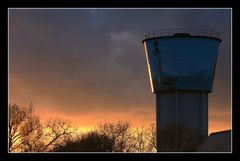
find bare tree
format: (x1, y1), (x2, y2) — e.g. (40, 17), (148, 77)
(137, 124), (157, 152)
(133, 127), (148, 152)
(130, 124), (157, 152)
(8, 103), (44, 152)
(8, 103), (76, 152)
(98, 121), (134, 152)
(147, 124), (157, 152)
(42, 118), (76, 151)
(53, 131), (114, 152)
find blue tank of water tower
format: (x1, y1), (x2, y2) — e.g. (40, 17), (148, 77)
(143, 30), (221, 93)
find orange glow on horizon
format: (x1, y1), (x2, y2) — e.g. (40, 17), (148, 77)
(35, 106), (231, 135)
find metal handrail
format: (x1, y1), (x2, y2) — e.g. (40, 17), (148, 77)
(144, 29), (221, 39)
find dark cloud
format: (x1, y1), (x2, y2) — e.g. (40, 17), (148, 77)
(9, 9), (231, 121)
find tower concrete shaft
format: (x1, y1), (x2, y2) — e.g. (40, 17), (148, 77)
(156, 90), (208, 151)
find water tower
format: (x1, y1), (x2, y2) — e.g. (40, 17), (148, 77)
(142, 29), (221, 151)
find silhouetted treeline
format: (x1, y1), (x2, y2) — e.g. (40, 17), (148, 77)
(9, 103), (202, 152)
(53, 122), (157, 152)
(53, 131), (113, 152)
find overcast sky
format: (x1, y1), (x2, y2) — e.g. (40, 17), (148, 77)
(9, 8), (231, 133)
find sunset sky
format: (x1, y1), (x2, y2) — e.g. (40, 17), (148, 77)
(9, 8), (231, 134)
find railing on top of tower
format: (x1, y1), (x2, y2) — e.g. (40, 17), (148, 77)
(144, 29), (221, 40)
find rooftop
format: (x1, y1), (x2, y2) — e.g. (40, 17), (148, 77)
(197, 130), (231, 152)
